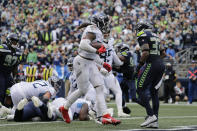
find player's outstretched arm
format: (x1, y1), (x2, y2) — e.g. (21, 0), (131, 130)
(79, 32), (97, 53)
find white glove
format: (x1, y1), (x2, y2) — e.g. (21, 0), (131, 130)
(100, 68), (109, 76)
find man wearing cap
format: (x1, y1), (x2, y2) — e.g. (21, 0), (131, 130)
(187, 60), (197, 104)
(163, 63), (177, 103)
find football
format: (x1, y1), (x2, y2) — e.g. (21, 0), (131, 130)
(91, 42), (102, 49)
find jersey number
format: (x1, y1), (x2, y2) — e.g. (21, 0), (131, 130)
(150, 37), (160, 55)
(3, 55), (18, 66)
(100, 49), (112, 62)
(33, 81), (48, 88)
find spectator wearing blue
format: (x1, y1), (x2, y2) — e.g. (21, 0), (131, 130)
(166, 44), (176, 60)
(187, 60), (197, 104)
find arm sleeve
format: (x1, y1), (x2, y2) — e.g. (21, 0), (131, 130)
(94, 55), (104, 66)
(113, 51), (123, 66)
(79, 39), (97, 53)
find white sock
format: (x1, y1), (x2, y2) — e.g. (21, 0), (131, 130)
(95, 85), (107, 117)
(64, 89), (84, 109)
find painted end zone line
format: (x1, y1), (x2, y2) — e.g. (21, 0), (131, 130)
(0, 116), (197, 127)
(118, 115), (197, 120)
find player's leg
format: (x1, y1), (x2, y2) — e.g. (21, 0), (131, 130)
(105, 74), (129, 117)
(136, 63), (157, 127)
(61, 56), (90, 123)
(31, 96), (55, 121)
(10, 83), (26, 109)
(0, 73), (6, 105)
(90, 64), (121, 125)
(85, 84), (96, 102)
(146, 60), (165, 128)
(14, 98), (28, 121)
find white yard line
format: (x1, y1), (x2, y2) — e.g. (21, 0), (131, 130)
(107, 102), (197, 106)
(118, 115), (197, 120)
(0, 121), (62, 127)
(0, 116), (197, 127)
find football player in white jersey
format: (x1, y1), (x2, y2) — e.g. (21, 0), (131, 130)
(99, 33), (130, 117)
(52, 98), (91, 121)
(59, 13), (121, 125)
(10, 76), (60, 109)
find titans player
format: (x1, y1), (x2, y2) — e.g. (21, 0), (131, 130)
(135, 20), (165, 128)
(0, 33), (21, 106)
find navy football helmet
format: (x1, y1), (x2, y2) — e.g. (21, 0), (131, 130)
(90, 13), (110, 34)
(48, 76), (62, 92)
(6, 33), (19, 49)
(136, 20), (153, 34)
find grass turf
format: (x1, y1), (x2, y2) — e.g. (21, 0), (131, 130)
(0, 102), (197, 131)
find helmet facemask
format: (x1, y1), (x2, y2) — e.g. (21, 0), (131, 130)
(6, 33), (19, 49)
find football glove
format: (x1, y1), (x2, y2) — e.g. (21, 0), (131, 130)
(96, 45), (106, 54)
(100, 68), (109, 76)
(103, 62), (112, 72)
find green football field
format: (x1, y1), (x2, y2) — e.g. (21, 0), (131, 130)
(0, 102), (197, 131)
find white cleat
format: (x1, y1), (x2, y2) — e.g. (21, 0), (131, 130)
(7, 115), (14, 121)
(0, 105), (11, 118)
(140, 115), (157, 127)
(88, 109), (97, 120)
(118, 110), (130, 117)
(17, 98), (28, 110)
(47, 103), (53, 119)
(146, 121), (159, 128)
(31, 96), (42, 107)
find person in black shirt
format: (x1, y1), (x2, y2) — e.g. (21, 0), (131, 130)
(163, 63), (177, 103)
(0, 33), (21, 106)
(135, 20), (165, 128)
(114, 44), (135, 114)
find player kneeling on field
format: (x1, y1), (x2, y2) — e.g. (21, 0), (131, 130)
(12, 96), (55, 122)
(9, 76), (61, 121)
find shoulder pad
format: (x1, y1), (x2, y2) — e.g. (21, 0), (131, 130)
(137, 31), (145, 37)
(121, 51), (128, 57)
(0, 44), (11, 53)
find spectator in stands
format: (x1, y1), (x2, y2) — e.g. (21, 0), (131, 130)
(163, 63), (177, 103)
(187, 60), (197, 104)
(27, 46), (37, 64)
(174, 81), (188, 104)
(166, 44), (176, 61)
(25, 60), (37, 82)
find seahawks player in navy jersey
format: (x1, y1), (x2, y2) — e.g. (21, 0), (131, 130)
(135, 20), (165, 128)
(0, 33), (22, 106)
(113, 44), (135, 114)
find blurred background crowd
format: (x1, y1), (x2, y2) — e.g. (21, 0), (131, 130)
(0, 0), (197, 103)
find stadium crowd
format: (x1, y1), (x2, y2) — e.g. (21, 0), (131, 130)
(0, 0), (197, 105)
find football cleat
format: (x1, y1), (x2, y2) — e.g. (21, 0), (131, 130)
(59, 106), (70, 123)
(118, 110), (130, 117)
(17, 98), (28, 110)
(31, 96), (42, 107)
(0, 104), (11, 118)
(47, 103), (53, 119)
(7, 115), (14, 121)
(140, 115), (157, 127)
(123, 106), (131, 114)
(102, 114), (121, 125)
(88, 109), (97, 120)
(146, 121), (159, 128)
